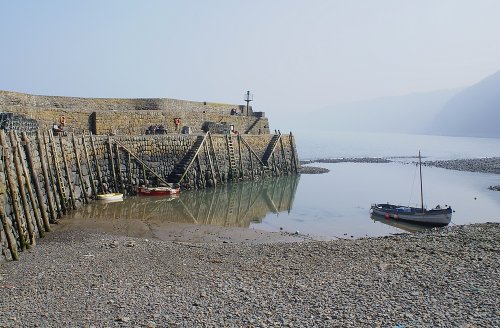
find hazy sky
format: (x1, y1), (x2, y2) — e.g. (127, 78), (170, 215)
(1, 1), (500, 128)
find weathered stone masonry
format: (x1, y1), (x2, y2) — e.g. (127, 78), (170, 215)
(0, 90), (270, 135)
(0, 131), (299, 261)
(0, 90), (300, 261)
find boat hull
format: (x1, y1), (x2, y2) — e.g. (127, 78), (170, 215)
(370, 214), (431, 233)
(97, 193), (124, 201)
(370, 204), (452, 226)
(137, 186), (180, 196)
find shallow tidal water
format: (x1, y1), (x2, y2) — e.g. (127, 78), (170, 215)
(256, 162), (500, 238)
(66, 161), (500, 239)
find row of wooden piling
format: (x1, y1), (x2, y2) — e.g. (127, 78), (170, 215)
(0, 131), (300, 261)
(0, 130), (121, 261)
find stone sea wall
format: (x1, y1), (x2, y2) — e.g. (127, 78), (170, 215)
(0, 131), (299, 261)
(0, 90), (270, 135)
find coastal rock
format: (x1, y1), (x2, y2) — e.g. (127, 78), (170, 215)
(300, 166), (330, 174)
(488, 185), (500, 192)
(425, 157), (500, 174)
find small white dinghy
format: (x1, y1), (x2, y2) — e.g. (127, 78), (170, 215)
(97, 193), (123, 201)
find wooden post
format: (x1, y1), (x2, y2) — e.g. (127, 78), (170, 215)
(107, 136), (118, 191)
(127, 152), (132, 193)
(0, 205), (19, 260)
(48, 131), (67, 214)
(37, 131), (57, 224)
(249, 143), (255, 180)
(208, 133), (222, 183)
(9, 132), (35, 245)
(289, 132), (299, 173)
(15, 133), (44, 238)
(196, 156), (202, 182)
(204, 141), (216, 187)
(59, 134), (77, 210)
(72, 133), (88, 204)
(0, 130), (27, 250)
(272, 153), (277, 175)
(82, 133), (97, 199)
(237, 135), (243, 179)
(224, 134), (231, 179)
(23, 132), (51, 232)
(42, 131), (61, 221)
(278, 134), (287, 172)
(194, 156), (203, 186)
(90, 133), (104, 194)
(115, 143), (125, 193)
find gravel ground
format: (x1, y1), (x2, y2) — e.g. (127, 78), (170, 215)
(300, 166), (330, 174)
(1, 223), (498, 327)
(424, 157), (500, 175)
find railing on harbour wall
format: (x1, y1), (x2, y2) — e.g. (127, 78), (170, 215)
(0, 130), (300, 261)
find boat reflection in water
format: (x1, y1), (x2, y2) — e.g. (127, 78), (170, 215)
(65, 176), (300, 238)
(369, 213), (434, 233)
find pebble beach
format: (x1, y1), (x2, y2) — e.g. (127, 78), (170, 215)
(1, 156), (499, 327)
(1, 222), (498, 327)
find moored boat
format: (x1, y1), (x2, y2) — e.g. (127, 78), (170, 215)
(370, 203), (452, 226)
(370, 151), (452, 227)
(137, 186), (180, 196)
(97, 193), (124, 201)
(369, 213), (433, 233)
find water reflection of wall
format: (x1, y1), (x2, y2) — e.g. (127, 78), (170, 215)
(69, 175), (300, 228)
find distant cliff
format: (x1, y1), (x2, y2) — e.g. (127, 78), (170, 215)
(427, 70), (500, 138)
(291, 89), (460, 134)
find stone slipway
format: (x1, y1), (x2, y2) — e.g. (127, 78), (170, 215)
(0, 223), (498, 327)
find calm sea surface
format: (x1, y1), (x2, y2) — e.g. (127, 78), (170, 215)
(71, 132), (500, 239)
(295, 131), (500, 160)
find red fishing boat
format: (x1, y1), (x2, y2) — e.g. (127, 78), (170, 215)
(137, 186), (180, 196)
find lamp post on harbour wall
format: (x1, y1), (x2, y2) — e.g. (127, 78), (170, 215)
(244, 91), (253, 116)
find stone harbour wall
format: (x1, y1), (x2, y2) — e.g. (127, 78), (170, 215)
(0, 131), (300, 261)
(0, 90), (270, 135)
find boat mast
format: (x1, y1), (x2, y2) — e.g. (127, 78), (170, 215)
(419, 150), (424, 213)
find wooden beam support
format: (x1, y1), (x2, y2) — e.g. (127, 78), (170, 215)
(0, 205), (19, 260)
(81, 133), (97, 199)
(23, 132), (51, 232)
(16, 133), (44, 238)
(0, 130), (27, 250)
(9, 132), (35, 245)
(36, 131), (57, 223)
(59, 134), (77, 210)
(72, 133), (89, 204)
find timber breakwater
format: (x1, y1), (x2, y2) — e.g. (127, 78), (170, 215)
(0, 91), (300, 261)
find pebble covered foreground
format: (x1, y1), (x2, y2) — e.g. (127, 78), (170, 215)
(0, 223), (498, 327)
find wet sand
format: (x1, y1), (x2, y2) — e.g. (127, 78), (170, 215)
(54, 215), (307, 244)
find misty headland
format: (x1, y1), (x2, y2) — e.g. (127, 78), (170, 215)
(286, 69), (500, 139)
